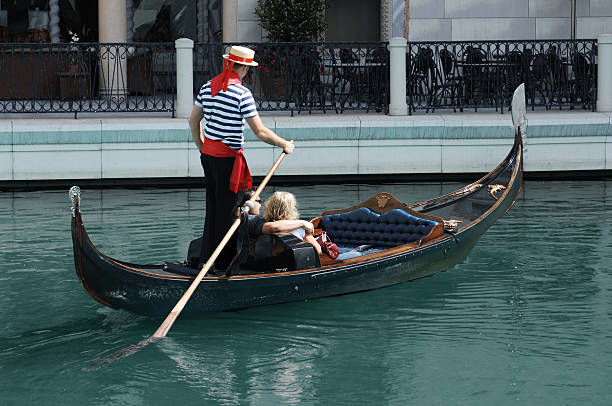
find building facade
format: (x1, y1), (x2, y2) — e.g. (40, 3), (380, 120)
(405, 0), (612, 41)
(2, 0), (610, 45)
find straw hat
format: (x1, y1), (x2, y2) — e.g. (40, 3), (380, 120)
(223, 45), (258, 66)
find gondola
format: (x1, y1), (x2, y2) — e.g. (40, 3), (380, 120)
(70, 89), (525, 318)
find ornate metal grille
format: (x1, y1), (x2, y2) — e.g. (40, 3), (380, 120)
(0, 42), (175, 116)
(194, 42), (390, 115)
(406, 39), (597, 113)
(0, 40), (597, 115)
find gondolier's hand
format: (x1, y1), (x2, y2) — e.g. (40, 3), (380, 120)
(282, 140), (294, 154)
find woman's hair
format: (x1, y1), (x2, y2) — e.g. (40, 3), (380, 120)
(262, 191), (299, 222)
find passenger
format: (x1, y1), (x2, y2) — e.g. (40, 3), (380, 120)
(260, 191), (322, 255)
(239, 190), (318, 250)
(188, 45), (294, 269)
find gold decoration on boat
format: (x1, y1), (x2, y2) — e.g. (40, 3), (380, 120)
(449, 183), (483, 198)
(488, 184), (506, 200)
(444, 219), (462, 232)
(376, 194), (391, 208)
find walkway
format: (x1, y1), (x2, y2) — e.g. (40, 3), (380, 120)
(1, 109), (610, 186)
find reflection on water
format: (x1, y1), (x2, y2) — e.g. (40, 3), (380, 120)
(0, 180), (611, 405)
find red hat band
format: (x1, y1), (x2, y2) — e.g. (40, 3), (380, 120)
(228, 53), (254, 64)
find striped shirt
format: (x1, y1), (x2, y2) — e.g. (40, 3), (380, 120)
(195, 81), (258, 150)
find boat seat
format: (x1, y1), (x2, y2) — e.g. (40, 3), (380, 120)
(321, 207), (443, 248)
(243, 233), (321, 271)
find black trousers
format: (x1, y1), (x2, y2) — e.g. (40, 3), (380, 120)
(200, 154), (240, 269)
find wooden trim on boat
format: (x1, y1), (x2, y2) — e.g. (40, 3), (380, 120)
(456, 136), (522, 234)
(320, 192), (445, 223)
(409, 134), (520, 211)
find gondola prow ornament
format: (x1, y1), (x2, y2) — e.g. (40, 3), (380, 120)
(511, 83), (527, 154)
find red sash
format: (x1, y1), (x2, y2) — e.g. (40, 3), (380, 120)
(210, 68), (241, 96)
(202, 138), (252, 193)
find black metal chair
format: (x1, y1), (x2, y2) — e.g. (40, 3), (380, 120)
(427, 48), (463, 112)
(285, 47), (330, 113)
(501, 50), (523, 108)
(332, 48), (359, 111)
(362, 47), (388, 112)
(408, 47), (436, 111)
(520, 49), (534, 108)
(530, 53), (551, 109)
(571, 52), (593, 109)
(546, 47), (569, 107)
(462, 46), (488, 109)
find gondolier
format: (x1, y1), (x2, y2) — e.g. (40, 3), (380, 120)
(189, 45), (294, 270)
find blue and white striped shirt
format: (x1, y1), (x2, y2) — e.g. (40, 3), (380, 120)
(195, 81), (258, 150)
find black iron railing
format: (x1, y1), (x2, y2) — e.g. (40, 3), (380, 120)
(407, 39), (597, 113)
(0, 40), (597, 115)
(0, 42), (175, 115)
(194, 42), (390, 114)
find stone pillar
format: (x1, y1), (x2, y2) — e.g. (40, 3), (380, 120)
(126, 0), (134, 43)
(570, 0), (576, 40)
(597, 34), (612, 112)
(99, 0), (128, 97)
(388, 37), (408, 115)
(175, 38), (194, 119)
(222, 0), (237, 42)
(49, 0), (60, 43)
(380, 0), (392, 42)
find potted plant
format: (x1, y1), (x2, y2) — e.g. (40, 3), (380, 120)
(59, 29), (89, 99)
(254, 0), (328, 99)
(254, 0), (328, 43)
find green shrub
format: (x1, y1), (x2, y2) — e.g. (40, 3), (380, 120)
(254, 0), (328, 42)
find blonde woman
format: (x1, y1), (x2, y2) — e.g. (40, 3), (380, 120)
(262, 192), (322, 255)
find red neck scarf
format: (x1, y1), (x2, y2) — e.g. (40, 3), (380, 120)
(210, 64), (242, 97)
(202, 138), (252, 193)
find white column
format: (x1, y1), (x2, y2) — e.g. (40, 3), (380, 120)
(49, 0), (60, 42)
(388, 37), (408, 116)
(99, 0), (128, 97)
(222, 0), (237, 42)
(175, 38), (194, 119)
(126, 0), (134, 43)
(597, 34), (612, 112)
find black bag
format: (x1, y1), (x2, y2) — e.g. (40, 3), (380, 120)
(186, 237), (202, 268)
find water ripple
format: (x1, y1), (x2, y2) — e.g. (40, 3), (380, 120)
(1, 181), (612, 405)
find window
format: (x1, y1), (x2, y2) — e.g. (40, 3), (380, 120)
(1, 0), (49, 42)
(133, 0), (196, 42)
(0, 0), (98, 43)
(325, 0), (380, 41)
(58, 0), (98, 42)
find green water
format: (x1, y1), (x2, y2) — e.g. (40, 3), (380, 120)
(1, 181), (611, 405)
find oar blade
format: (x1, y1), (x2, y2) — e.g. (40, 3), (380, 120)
(511, 83), (527, 135)
(153, 311), (181, 338)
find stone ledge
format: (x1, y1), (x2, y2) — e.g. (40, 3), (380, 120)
(1, 111), (611, 181)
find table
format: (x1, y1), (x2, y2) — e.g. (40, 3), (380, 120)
(324, 62), (385, 110)
(455, 60), (514, 108)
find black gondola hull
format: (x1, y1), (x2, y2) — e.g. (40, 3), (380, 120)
(71, 132), (522, 317)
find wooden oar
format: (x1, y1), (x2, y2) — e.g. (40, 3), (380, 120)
(90, 147), (290, 369)
(153, 147), (289, 338)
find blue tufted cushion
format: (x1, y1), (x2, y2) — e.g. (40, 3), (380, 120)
(321, 207), (440, 247)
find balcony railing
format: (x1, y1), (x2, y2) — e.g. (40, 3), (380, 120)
(407, 39), (597, 113)
(194, 42), (389, 114)
(0, 42), (175, 115)
(0, 39), (598, 115)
